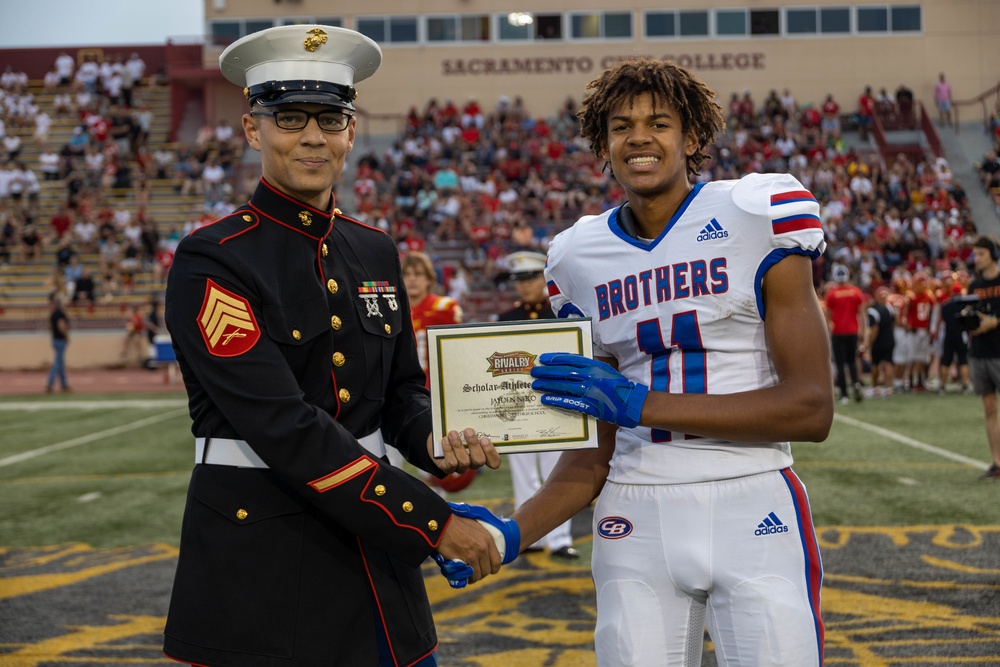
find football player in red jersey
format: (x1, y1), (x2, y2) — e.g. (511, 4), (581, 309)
(902, 271), (939, 391)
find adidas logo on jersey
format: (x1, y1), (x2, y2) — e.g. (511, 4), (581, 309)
(754, 511), (789, 536)
(697, 218), (729, 242)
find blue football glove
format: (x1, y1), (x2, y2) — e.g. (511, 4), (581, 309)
(433, 502), (521, 589)
(530, 352), (649, 428)
(431, 552), (474, 589)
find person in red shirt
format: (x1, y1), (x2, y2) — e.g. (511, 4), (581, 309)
(825, 264), (867, 403)
(857, 85), (876, 141)
(402, 250), (463, 382)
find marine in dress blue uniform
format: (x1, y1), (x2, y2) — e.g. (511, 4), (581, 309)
(163, 25), (501, 667)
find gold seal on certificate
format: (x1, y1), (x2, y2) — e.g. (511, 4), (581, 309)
(428, 318), (597, 456)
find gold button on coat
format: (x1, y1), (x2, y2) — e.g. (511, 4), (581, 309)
(331, 315), (342, 330)
(236, 509), (248, 520)
(428, 520), (439, 531)
(384, 324), (391, 334)
(402, 501), (413, 513)
(332, 352), (345, 366)
(327, 279), (339, 294)
(322, 243), (328, 257)
(292, 330), (302, 340)
(339, 388), (351, 402)
(375, 485), (386, 496)
(242, 214), (253, 222)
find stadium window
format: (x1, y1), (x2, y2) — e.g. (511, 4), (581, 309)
(679, 11), (709, 37)
(460, 15), (490, 41)
(571, 13), (601, 39)
(498, 13), (532, 41)
(716, 10), (747, 36)
(389, 17), (418, 43)
(750, 9), (780, 36)
(210, 21), (241, 46)
(427, 16), (458, 42)
(891, 5), (921, 31)
(316, 17), (343, 28)
(645, 11), (676, 38)
(535, 14), (562, 40)
(819, 7), (851, 33)
(604, 12), (633, 38)
(246, 20), (274, 35)
(356, 18), (386, 43)
(356, 16), (418, 44)
(428, 15), (490, 42)
(857, 6), (889, 32)
(570, 12), (632, 39)
(786, 8), (817, 34)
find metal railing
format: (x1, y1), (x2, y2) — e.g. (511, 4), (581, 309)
(952, 79), (1000, 135)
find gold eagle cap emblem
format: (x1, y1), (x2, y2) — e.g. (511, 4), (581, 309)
(299, 210), (313, 226)
(304, 28), (328, 52)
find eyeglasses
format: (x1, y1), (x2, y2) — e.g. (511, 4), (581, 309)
(250, 109), (353, 132)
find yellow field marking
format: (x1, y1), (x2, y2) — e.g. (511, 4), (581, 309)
(0, 408), (188, 468)
(817, 524), (998, 549)
(0, 543), (178, 601)
(0, 615), (165, 667)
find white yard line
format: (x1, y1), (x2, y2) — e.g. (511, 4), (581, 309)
(833, 413), (988, 469)
(0, 408), (188, 468)
(0, 400), (187, 411)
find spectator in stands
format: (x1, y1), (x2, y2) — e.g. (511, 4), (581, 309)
(132, 104), (154, 151)
(52, 89), (74, 119)
(934, 72), (954, 128)
(19, 217), (42, 262)
(857, 85), (875, 141)
(45, 294), (71, 393)
(4, 133), (22, 162)
(126, 52), (146, 87)
(71, 266), (96, 304)
(74, 54), (99, 94)
(820, 94), (841, 143)
(54, 51), (75, 88)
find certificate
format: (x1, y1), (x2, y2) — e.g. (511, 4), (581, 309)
(428, 319), (597, 456)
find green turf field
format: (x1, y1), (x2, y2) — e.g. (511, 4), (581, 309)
(1, 390), (996, 548)
(2, 389), (999, 666)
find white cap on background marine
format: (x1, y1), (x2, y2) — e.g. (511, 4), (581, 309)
(507, 251), (547, 277)
(219, 24), (382, 110)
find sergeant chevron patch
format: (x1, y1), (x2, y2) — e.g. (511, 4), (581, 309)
(198, 279), (260, 357)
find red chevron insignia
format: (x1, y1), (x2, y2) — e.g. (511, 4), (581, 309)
(197, 279), (260, 357)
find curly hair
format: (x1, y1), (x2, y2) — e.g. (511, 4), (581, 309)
(577, 58), (725, 177)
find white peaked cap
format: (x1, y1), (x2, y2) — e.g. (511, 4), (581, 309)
(219, 25), (382, 109)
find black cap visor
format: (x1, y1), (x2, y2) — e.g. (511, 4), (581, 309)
(248, 80), (356, 110)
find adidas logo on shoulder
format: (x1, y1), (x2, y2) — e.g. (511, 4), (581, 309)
(697, 218), (729, 242)
(754, 511), (789, 536)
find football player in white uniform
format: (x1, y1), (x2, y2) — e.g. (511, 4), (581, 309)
(512, 58), (834, 666)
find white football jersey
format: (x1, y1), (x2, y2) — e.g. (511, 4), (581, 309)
(546, 173), (825, 484)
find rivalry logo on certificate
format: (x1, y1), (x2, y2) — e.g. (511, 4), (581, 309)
(428, 319), (597, 455)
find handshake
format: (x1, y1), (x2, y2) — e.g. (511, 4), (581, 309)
(433, 502), (521, 589)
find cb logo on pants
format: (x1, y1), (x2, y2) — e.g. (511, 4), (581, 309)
(598, 516), (633, 539)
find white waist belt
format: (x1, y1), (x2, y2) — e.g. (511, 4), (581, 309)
(195, 431), (387, 468)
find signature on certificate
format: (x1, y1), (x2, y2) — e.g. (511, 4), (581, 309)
(536, 426), (565, 438)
